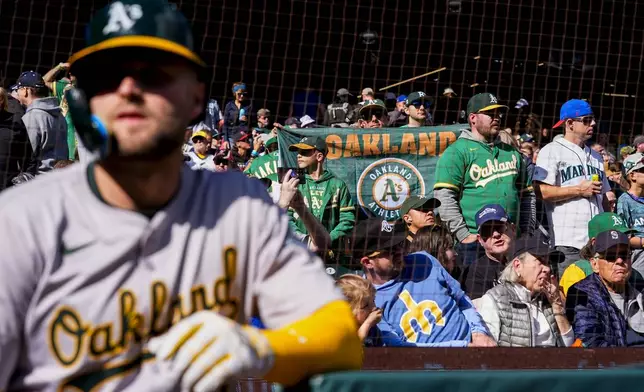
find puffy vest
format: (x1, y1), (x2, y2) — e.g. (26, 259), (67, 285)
(327, 102), (350, 125)
(485, 282), (564, 347)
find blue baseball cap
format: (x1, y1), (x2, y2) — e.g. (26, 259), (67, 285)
(397, 95), (407, 103)
(10, 71), (45, 90)
(553, 99), (593, 128)
(475, 204), (509, 230)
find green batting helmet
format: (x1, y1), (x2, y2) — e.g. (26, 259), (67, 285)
(69, 0), (205, 75)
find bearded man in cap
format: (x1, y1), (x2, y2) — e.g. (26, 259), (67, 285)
(347, 218), (496, 347)
(0, 1), (361, 390)
(434, 93), (534, 266)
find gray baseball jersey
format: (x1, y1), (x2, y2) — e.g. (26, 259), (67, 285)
(0, 163), (342, 391)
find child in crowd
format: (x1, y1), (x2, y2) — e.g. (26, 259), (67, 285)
(617, 153), (644, 275)
(336, 274), (382, 345)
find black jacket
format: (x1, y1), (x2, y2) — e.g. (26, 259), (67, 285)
(0, 103), (37, 191)
(223, 101), (253, 141)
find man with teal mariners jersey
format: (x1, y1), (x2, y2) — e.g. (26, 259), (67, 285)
(434, 93), (535, 265)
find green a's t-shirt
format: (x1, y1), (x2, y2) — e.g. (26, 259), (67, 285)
(434, 137), (530, 234)
(304, 177), (328, 217)
(52, 80), (77, 160)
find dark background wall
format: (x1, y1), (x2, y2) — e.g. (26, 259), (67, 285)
(1, 0), (642, 139)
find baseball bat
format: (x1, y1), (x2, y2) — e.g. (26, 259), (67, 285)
(378, 67), (447, 91)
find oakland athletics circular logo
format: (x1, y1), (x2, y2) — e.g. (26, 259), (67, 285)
(357, 158), (426, 221)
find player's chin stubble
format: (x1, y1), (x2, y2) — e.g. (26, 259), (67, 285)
(114, 132), (185, 162)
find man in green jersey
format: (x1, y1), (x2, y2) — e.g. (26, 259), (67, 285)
(434, 93), (535, 265)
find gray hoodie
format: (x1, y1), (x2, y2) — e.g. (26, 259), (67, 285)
(23, 97), (69, 172)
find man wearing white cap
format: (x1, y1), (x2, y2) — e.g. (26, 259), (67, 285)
(360, 87), (375, 101)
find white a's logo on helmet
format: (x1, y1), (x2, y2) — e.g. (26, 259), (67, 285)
(103, 2), (143, 35)
(381, 220), (393, 232)
(489, 94), (498, 104)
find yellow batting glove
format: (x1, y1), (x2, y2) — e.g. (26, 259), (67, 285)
(148, 311), (274, 392)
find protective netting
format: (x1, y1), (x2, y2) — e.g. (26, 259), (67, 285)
(3, 1), (641, 132)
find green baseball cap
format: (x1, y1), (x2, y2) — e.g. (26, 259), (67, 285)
(467, 93), (508, 115)
(266, 136), (277, 147)
(588, 213), (637, 239)
(69, 0), (205, 75)
(405, 91), (429, 106)
(288, 136), (327, 154)
(399, 195), (441, 216)
(359, 99), (387, 114)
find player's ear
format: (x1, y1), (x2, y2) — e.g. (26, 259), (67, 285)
(403, 214), (412, 225)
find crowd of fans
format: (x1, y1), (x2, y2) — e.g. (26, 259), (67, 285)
(4, 61), (644, 348)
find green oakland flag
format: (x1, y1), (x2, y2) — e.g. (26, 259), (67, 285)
(277, 125), (464, 221)
(246, 150), (279, 182)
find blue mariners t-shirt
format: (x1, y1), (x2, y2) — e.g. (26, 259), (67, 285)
(617, 192), (644, 237)
(374, 252), (484, 346)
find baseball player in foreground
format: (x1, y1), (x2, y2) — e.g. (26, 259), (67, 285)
(0, 1), (361, 391)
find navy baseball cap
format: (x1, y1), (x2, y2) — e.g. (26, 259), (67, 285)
(475, 204), (509, 230)
(595, 230), (630, 253)
(552, 99), (593, 128)
(11, 71), (45, 90)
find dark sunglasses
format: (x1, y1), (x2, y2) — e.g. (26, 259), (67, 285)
(571, 116), (595, 126)
(479, 222), (509, 239)
(297, 149), (316, 156)
(361, 109), (385, 121)
(82, 66), (174, 95)
(409, 101), (425, 107)
(596, 249), (631, 262)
